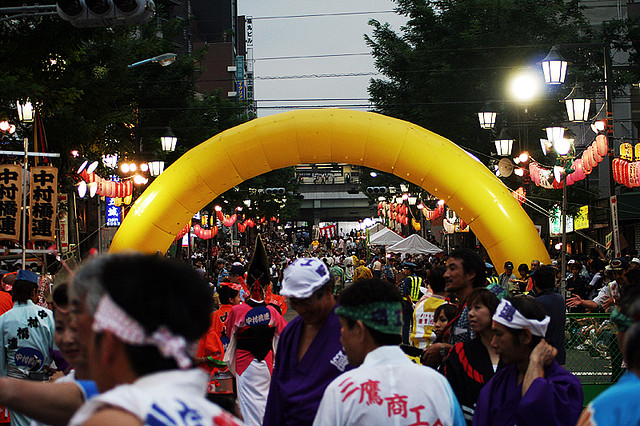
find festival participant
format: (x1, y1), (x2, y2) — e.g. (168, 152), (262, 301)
(433, 303), (457, 343)
(422, 249), (486, 367)
(352, 260), (372, 283)
(225, 236), (287, 426)
(263, 258), (351, 426)
(525, 260), (541, 292)
(532, 266), (566, 365)
(313, 278), (464, 426)
(444, 288), (502, 424)
(577, 286), (640, 425)
(0, 273), (13, 317)
(498, 262), (517, 295)
(196, 282), (241, 411)
(401, 262), (423, 344)
(567, 258), (630, 312)
(410, 266), (447, 349)
(65, 253), (240, 425)
(0, 270), (55, 426)
(472, 297), (583, 426)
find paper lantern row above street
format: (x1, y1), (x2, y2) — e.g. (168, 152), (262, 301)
(529, 134), (608, 189)
(79, 171), (133, 198)
(612, 158), (640, 188)
(377, 201), (445, 222)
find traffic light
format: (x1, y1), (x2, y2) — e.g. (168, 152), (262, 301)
(365, 186), (388, 195)
(265, 188), (286, 196)
(57, 0), (155, 27)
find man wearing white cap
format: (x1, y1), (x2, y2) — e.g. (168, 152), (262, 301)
(263, 258), (351, 426)
(630, 257), (640, 270)
(472, 297), (583, 426)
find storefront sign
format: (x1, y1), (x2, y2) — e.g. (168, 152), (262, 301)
(29, 166), (57, 241)
(0, 164), (22, 241)
(574, 205), (589, 230)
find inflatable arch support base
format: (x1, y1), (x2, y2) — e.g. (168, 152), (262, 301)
(110, 109), (550, 269)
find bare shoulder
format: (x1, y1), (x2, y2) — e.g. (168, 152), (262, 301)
(83, 407), (142, 426)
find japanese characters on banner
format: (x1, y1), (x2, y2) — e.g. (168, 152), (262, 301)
(105, 197), (122, 227)
(29, 166), (57, 241)
(0, 164), (22, 241)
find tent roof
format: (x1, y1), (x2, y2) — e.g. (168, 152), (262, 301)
(387, 234), (444, 255)
(369, 227), (403, 246)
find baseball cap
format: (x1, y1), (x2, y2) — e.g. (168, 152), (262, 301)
(281, 258), (331, 299)
(16, 269), (39, 285)
(631, 257), (640, 266)
(568, 259), (576, 265)
(504, 261), (514, 269)
(485, 262), (494, 269)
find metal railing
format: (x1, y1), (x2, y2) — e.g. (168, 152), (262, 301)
(565, 313), (623, 403)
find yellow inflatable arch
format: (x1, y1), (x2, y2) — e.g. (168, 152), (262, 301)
(110, 109), (550, 268)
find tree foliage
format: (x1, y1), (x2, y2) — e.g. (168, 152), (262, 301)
(366, 0), (595, 157)
(0, 0), (253, 177)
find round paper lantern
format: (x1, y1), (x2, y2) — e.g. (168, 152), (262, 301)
(113, 197), (122, 207)
(403, 216), (409, 226)
(123, 195), (133, 205)
(572, 159), (585, 181)
(629, 162), (639, 187)
(612, 158), (622, 184)
(622, 160), (631, 187)
(592, 142), (604, 163)
(596, 134), (608, 157)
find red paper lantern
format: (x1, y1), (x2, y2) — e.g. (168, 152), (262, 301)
(596, 134), (608, 157)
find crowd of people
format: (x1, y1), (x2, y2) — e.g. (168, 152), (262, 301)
(0, 229), (639, 425)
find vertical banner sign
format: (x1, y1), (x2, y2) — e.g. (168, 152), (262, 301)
(0, 164), (22, 241)
(605, 232), (613, 250)
(105, 197), (122, 227)
(58, 193), (69, 251)
(29, 166), (58, 241)
(610, 195), (621, 257)
(246, 17), (253, 46)
(237, 81), (245, 100)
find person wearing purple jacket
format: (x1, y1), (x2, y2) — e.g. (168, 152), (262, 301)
(263, 258), (352, 425)
(473, 297), (582, 426)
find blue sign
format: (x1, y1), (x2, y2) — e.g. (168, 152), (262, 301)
(106, 197), (121, 227)
(237, 81), (245, 100)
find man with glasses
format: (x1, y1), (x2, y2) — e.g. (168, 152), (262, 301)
(263, 258), (351, 426)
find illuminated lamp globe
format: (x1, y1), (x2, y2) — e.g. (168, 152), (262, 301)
(541, 47), (567, 85)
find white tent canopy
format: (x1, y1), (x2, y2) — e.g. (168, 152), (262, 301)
(369, 227), (403, 246)
(387, 234), (444, 255)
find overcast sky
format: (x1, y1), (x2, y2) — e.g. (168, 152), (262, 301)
(237, 1), (408, 117)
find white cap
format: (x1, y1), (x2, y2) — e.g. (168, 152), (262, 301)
(631, 257), (640, 265)
(281, 258), (331, 299)
(568, 259), (575, 264)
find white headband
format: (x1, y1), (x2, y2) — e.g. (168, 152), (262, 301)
(493, 299), (550, 337)
(93, 294), (194, 369)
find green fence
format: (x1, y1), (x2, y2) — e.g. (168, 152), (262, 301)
(565, 313), (623, 404)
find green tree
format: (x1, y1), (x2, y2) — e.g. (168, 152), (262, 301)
(0, 1), (253, 177)
(366, 0), (594, 158)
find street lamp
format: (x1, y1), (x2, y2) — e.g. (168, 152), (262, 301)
(544, 126), (565, 146)
(564, 84), (591, 122)
(16, 100), (34, 123)
(540, 46), (568, 85)
(478, 103), (497, 129)
(494, 129), (514, 156)
(128, 53), (177, 69)
(148, 160), (165, 177)
(161, 127), (177, 152)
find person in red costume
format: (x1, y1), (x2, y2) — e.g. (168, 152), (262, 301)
(224, 235), (287, 426)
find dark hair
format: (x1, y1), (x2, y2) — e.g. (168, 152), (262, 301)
(505, 296), (546, 349)
(428, 266), (446, 294)
(467, 288), (499, 316)
(338, 278), (402, 346)
(218, 285), (239, 305)
(532, 265), (556, 290)
(434, 303), (457, 323)
(517, 263), (529, 275)
(79, 253), (213, 375)
(11, 280), (37, 304)
(448, 249), (486, 288)
(52, 283), (69, 309)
